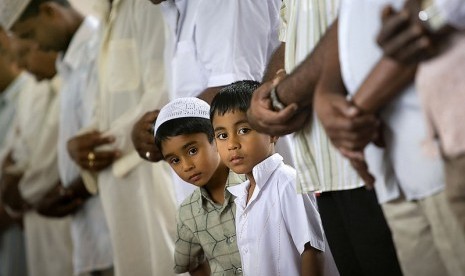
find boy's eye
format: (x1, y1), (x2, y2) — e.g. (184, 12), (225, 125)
(169, 157), (180, 165)
(187, 147), (198, 156)
(238, 128), (251, 135)
(216, 132), (228, 140)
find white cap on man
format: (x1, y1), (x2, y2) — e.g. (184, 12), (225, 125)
(0, 0), (31, 29)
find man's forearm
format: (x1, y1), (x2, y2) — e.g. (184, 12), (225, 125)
(262, 42), (285, 82)
(352, 58), (416, 113)
(197, 86), (225, 104)
(276, 21), (337, 107)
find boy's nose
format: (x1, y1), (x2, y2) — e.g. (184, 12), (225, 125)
(227, 136), (240, 150)
(182, 159), (195, 172)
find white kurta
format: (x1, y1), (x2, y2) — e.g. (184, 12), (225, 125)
(56, 16), (113, 275)
(1, 73), (74, 276)
(93, 1), (177, 275)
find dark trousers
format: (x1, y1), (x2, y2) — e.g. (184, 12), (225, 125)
(317, 187), (403, 276)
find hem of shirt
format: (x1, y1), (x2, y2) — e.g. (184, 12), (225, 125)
(298, 183), (365, 194)
(74, 262), (113, 276)
(207, 73), (247, 88)
(388, 185), (445, 204)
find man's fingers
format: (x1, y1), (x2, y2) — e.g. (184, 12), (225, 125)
(377, 8), (410, 45)
(350, 159), (375, 189)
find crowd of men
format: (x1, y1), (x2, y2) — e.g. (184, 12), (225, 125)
(0, 0), (464, 275)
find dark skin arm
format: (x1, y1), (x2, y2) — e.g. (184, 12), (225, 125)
(0, 203), (20, 233)
(314, 20), (378, 186)
(0, 152), (29, 213)
(301, 243), (323, 276)
(262, 42), (285, 82)
(323, 0), (451, 153)
(247, 23), (332, 136)
(35, 177), (89, 218)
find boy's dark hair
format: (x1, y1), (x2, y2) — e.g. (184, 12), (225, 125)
(18, 0), (70, 22)
(210, 80), (260, 121)
(155, 117), (214, 151)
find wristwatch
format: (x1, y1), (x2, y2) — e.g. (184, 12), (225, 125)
(270, 87), (286, 111)
(418, 0), (447, 32)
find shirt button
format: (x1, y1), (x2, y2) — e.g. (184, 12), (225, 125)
(236, 268), (243, 274)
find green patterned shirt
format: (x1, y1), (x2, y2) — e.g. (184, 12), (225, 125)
(174, 174), (243, 275)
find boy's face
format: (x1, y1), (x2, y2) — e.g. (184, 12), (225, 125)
(11, 3), (68, 52)
(161, 133), (221, 187)
(212, 111), (277, 176)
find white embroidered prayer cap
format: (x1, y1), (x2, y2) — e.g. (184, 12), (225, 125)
(0, 0), (32, 29)
(153, 97), (211, 136)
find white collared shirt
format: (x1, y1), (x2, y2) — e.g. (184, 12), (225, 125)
(161, 0), (281, 100)
(228, 154), (325, 276)
(56, 16), (113, 275)
(339, 0), (444, 203)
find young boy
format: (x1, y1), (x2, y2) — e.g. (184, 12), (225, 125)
(210, 81), (328, 276)
(154, 97), (243, 275)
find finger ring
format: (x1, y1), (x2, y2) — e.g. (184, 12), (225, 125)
(87, 151), (95, 161)
(145, 151), (151, 159)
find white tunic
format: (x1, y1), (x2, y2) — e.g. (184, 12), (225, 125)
(338, 0), (445, 203)
(93, 1), (178, 275)
(0, 72), (74, 276)
(228, 154), (326, 276)
(56, 16), (113, 275)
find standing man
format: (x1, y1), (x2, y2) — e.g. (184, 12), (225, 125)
(0, 26), (27, 276)
(66, 1), (178, 275)
(3, 1), (115, 275)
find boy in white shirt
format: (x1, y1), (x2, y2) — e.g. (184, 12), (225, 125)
(210, 81), (330, 276)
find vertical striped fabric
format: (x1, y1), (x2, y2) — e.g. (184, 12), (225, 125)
(280, 0), (364, 194)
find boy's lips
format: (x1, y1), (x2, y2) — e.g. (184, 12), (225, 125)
(229, 155), (244, 165)
(189, 172), (202, 182)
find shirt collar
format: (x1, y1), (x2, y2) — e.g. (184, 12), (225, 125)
(197, 171), (244, 212)
(228, 153), (283, 199)
(58, 16), (100, 72)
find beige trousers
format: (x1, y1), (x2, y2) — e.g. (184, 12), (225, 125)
(382, 191), (465, 276)
(444, 154), (465, 230)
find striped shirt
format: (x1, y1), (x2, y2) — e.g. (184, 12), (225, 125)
(280, 0), (364, 193)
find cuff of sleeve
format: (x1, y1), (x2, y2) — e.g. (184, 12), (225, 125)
(112, 150), (143, 179)
(81, 170), (99, 195)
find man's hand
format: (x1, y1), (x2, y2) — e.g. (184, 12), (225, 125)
(377, 1), (437, 64)
(314, 92), (379, 152)
(0, 172), (29, 212)
(247, 79), (310, 136)
(67, 131), (120, 172)
(35, 183), (84, 218)
(131, 110), (163, 162)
